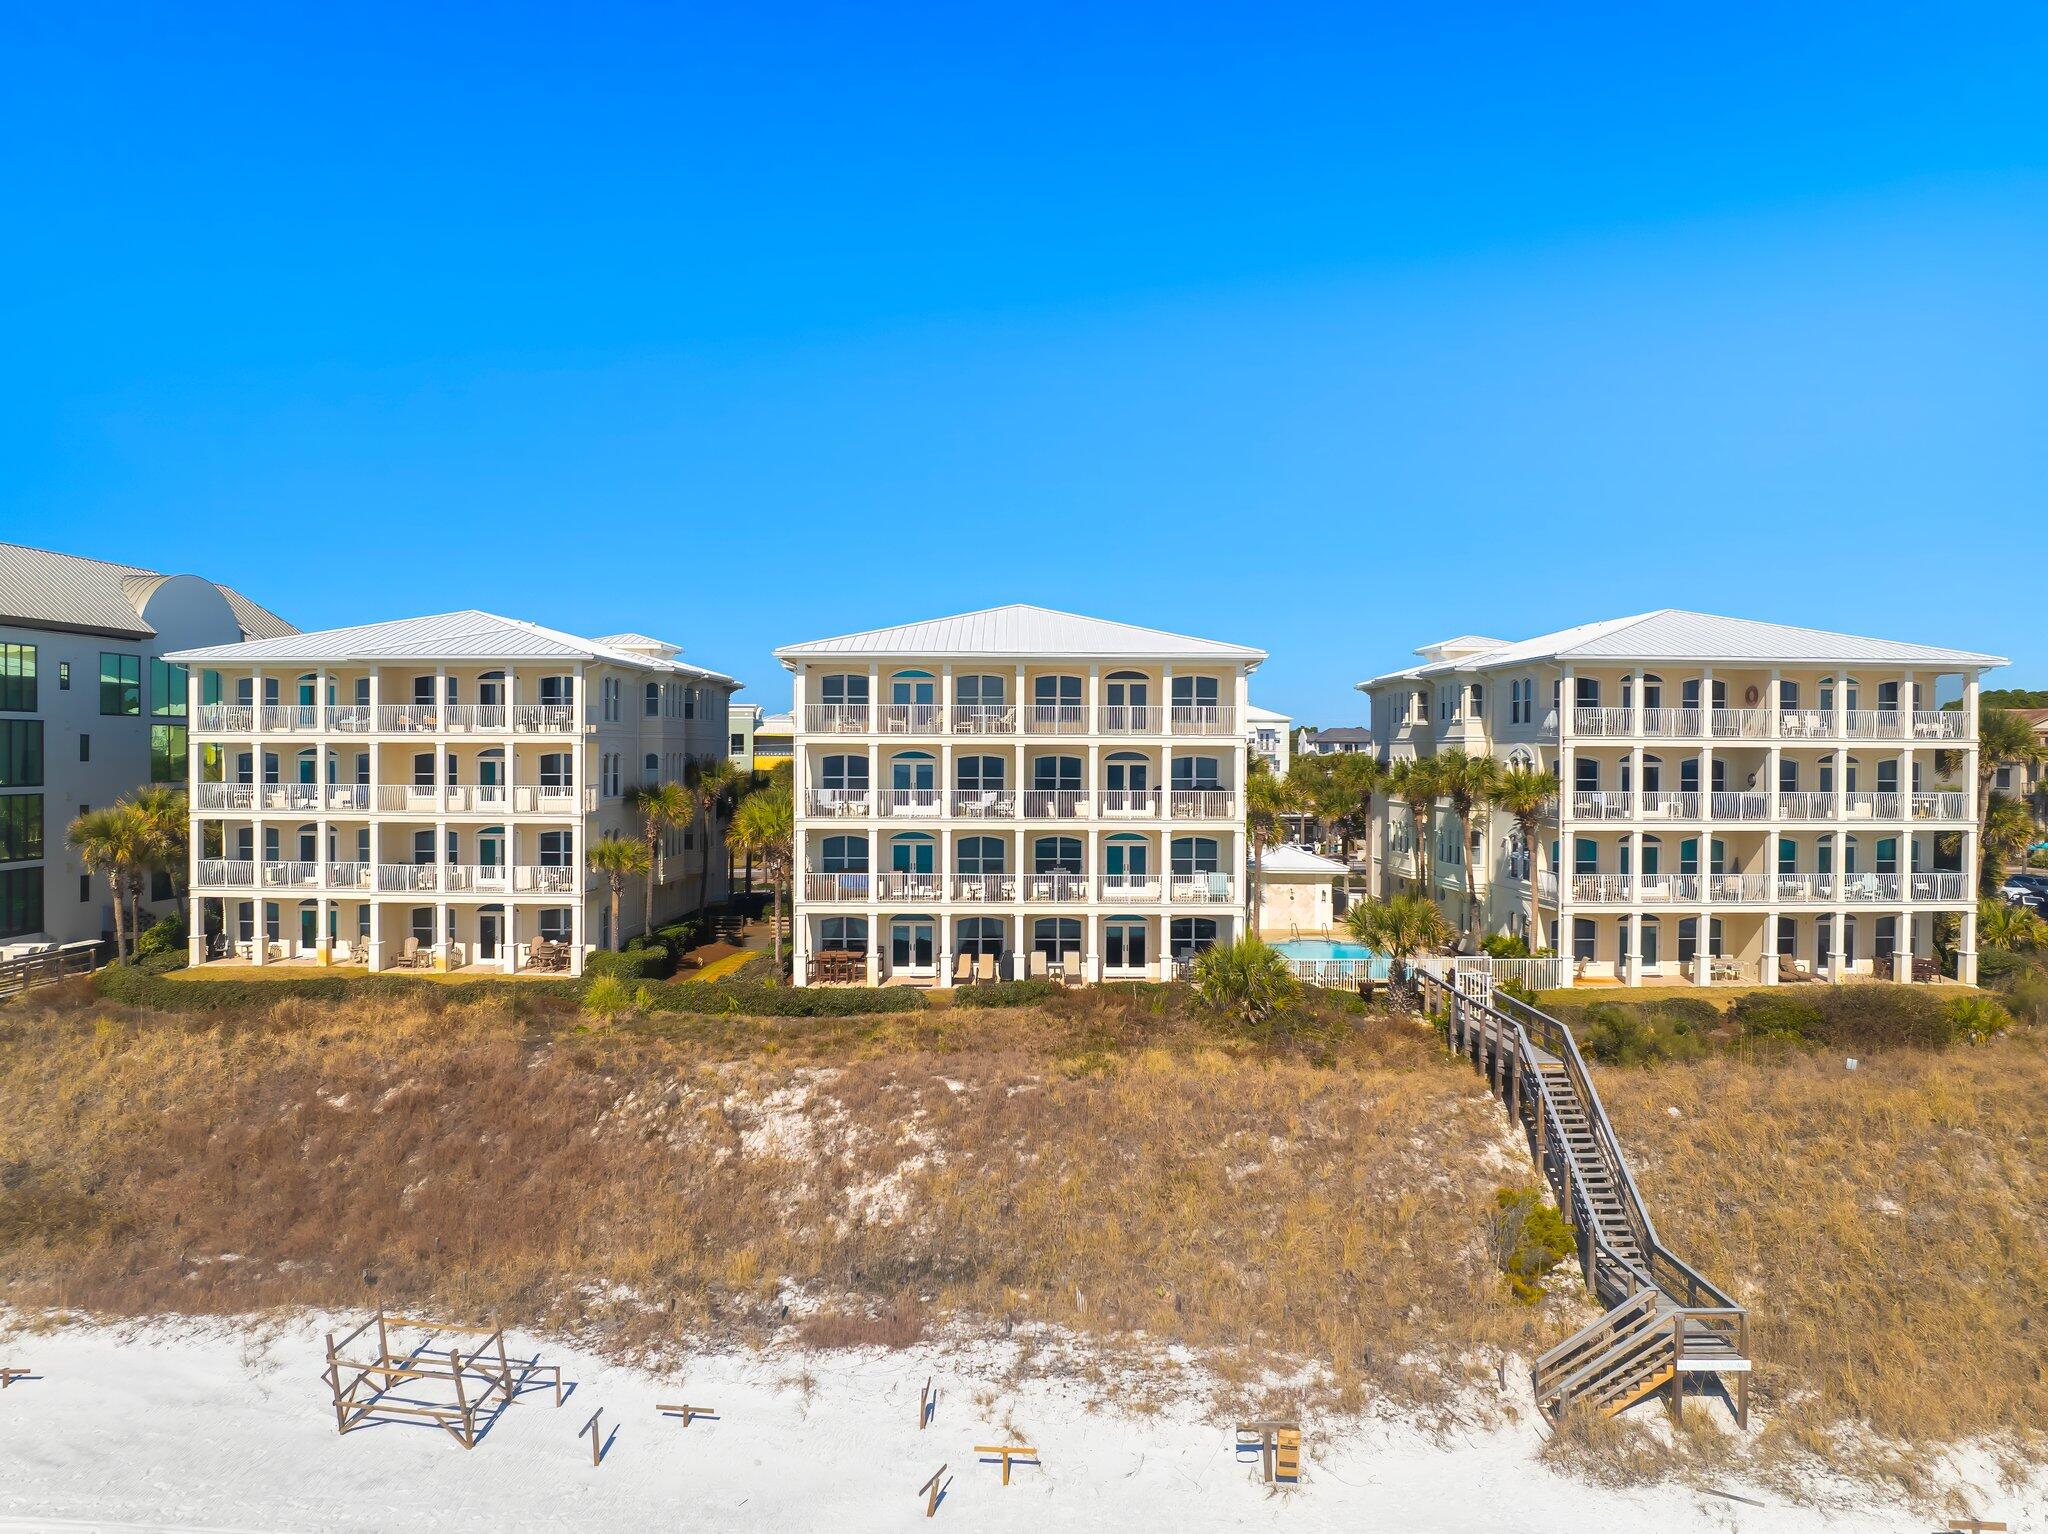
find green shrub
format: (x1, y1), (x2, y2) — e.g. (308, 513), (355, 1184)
(136, 950), (188, 975)
(1489, 1187), (1576, 1303)
(581, 974), (639, 1025)
(653, 918), (702, 957)
(134, 913), (187, 958)
(585, 946), (671, 982)
(1976, 946), (2027, 984)
(1481, 932), (1530, 959)
(1731, 990), (1823, 1041)
(93, 967), (582, 1011)
(1996, 966), (2048, 1028)
(1192, 937), (1301, 1031)
(1803, 984), (1954, 1051)
(1944, 993), (2012, 1043)
(1562, 1000), (1712, 1066)
(952, 979), (1063, 1009)
(641, 981), (924, 1017)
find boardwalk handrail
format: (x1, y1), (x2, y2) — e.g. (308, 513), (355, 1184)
(0, 940), (107, 999)
(1418, 970), (1749, 1424)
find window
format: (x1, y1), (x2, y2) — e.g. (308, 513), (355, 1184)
(644, 752), (659, 777)
(58, 662), (69, 691)
(1169, 916), (1218, 957)
(1033, 836), (1083, 873)
(150, 725), (187, 783)
(0, 795), (43, 862)
(1032, 916), (1082, 959)
(955, 917), (1003, 956)
(151, 658), (189, 717)
(0, 644), (34, 712)
(820, 835), (869, 874)
(956, 836), (1005, 874)
(79, 734), (89, 763)
(820, 916), (869, 952)
(1572, 917), (1597, 962)
(539, 831), (574, 867)
(80, 873), (90, 903)
(1469, 683), (1483, 719)
(645, 681), (661, 716)
(684, 686), (696, 719)
(1104, 919), (1148, 971)
(0, 722), (42, 786)
(0, 867), (43, 937)
(100, 653), (141, 715)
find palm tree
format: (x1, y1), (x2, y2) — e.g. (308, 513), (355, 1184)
(1490, 765), (1559, 953)
(586, 836), (650, 952)
(728, 778), (795, 976)
(625, 779), (692, 936)
(684, 758), (745, 919)
(69, 806), (149, 959)
(128, 784), (190, 906)
(1981, 795), (2039, 896)
(1193, 936), (1300, 1030)
(1243, 758), (1291, 920)
(1977, 895), (2045, 952)
(1345, 892), (1454, 1002)
(1388, 756), (1444, 896)
(1977, 706), (2044, 870)
(1436, 751), (1500, 947)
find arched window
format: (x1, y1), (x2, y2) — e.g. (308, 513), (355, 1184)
(957, 836), (1005, 874)
(477, 670), (505, 706)
(538, 752), (571, 789)
(820, 673), (870, 706)
(1169, 916), (1218, 957)
(820, 836), (867, 873)
(1033, 836), (1083, 873)
(820, 916), (869, 952)
(890, 669), (936, 703)
(956, 917), (1005, 956)
(820, 754), (869, 791)
(1171, 836), (1219, 874)
(955, 755), (1004, 791)
(1032, 917), (1083, 958)
(1103, 751), (1149, 792)
(890, 751), (936, 792)
(1032, 754), (1082, 790)
(1170, 754), (1221, 789)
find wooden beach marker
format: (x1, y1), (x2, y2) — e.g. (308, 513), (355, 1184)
(581, 1407), (605, 1466)
(657, 1402), (715, 1428)
(917, 1463), (950, 1517)
(1235, 1420), (1302, 1484)
(973, 1444), (1038, 1485)
(918, 1376), (937, 1429)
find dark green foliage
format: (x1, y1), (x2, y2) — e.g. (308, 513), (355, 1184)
(1730, 984), (1959, 1050)
(1729, 991), (1822, 1041)
(134, 914), (186, 959)
(640, 981), (924, 1017)
(1557, 999), (1713, 1065)
(1481, 932), (1530, 959)
(135, 951), (188, 975)
(651, 917), (704, 958)
(1490, 1186), (1576, 1303)
(952, 979), (1064, 1009)
(93, 967), (581, 1010)
(586, 945), (672, 982)
(1976, 946), (2027, 984)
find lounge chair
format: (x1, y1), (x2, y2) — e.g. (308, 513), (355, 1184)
(954, 951), (974, 985)
(1028, 950), (1049, 980)
(1060, 948), (1083, 985)
(1776, 954), (1811, 984)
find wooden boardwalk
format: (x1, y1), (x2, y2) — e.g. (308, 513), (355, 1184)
(1417, 972), (1752, 1425)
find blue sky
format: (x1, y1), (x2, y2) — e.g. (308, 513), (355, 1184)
(2, 3), (2043, 725)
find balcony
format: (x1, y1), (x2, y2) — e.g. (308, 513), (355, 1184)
(1098, 873), (1164, 902)
(1639, 791), (1700, 820)
(1776, 792), (1837, 820)
(874, 872), (944, 901)
(952, 704), (1016, 735)
(1571, 707), (1634, 736)
(1168, 789), (1236, 818)
(1708, 791), (1773, 821)
(1024, 704), (1088, 736)
(878, 789), (945, 819)
(1022, 872), (1091, 902)
(951, 873), (1020, 902)
(195, 782), (373, 814)
(1711, 707), (1770, 739)
(1640, 707), (1700, 737)
(879, 703), (945, 734)
(948, 790), (1017, 819)
(1099, 789), (1161, 817)
(1023, 789), (1090, 819)
(369, 784), (587, 815)
(1571, 791), (1634, 821)
(803, 873), (871, 903)
(1100, 705), (1158, 733)
(1841, 791), (1905, 820)
(1169, 872), (1239, 903)
(1546, 869), (1967, 905)
(1169, 705), (1237, 736)
(194, 703), (578, 735)
(806, 789), (873, 818)
(1912, 710), (1969, 741)
(374, 863), (578, 894)
(1910, 792), (1969, 821)
(1557, 704), (1968, 744)
(804, 704), (872, 734)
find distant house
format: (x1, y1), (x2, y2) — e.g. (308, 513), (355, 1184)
(1247, 704), (1290, 777)
(1295, 725), (1373, 758)
(1994, 709), (2048, 804)
(728, 702), (761, 769)
(753, 710), (794, 768)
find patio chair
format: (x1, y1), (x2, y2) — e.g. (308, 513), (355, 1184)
(1059, 948), (1083, 985)
(1912, 956), (1941, 984)
(1776, 954), (1810, 984)
(977, 953), (996, 984)
(397, 936), (424, 969)
(954, 951), (973, 985)
(1028, 950), (1049, 980)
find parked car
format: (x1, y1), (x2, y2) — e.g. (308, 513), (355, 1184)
(1999, 883), (2044, 909)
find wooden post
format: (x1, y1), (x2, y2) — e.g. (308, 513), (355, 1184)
(325, 1332), (346, 1433)
(582, 1407), (604, 1466)
(918, 1464), (949, 1517)
(449, 1347), (473, 1448)
(918, 1376), (933, 1430)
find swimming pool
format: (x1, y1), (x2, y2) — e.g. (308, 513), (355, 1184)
(1272, 939), (1391, 978)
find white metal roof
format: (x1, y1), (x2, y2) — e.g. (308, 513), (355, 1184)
(167, 609), (738, 684)
(1260, 845), (1350, 875)
(0, 541), (294, 641)
(1246, 703), (1290, 723)
(774, 604), (1265, 664)
(1359, 609), (2005, 688)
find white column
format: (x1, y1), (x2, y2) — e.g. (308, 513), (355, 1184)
(1085, 909), (1101, 983)
(569, 895), (586, 977)
(316, 895), (332, 965)
(1763, 907), (1780, 984)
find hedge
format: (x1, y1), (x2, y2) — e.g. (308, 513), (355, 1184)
(951, 979), (1064, 1009)
(642, 981), (924, 1017)
(587, 944), (673, 981)
(93, 966), (581, 1011)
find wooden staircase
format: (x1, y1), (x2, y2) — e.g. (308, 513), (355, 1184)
(1419, 971), (1752, 1426)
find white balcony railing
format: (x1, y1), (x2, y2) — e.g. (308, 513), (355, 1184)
(878, 788), (944, 818)
(1639, 707), (1699, 737)
(1023, 789), (1089, 819)
(1709, 791), (1773, 821)
(952, 704), (1016, 735)
(1777, 792), (1837, 819)
(1639, 791), (1700, 819)
(1912, 709), (1968, 741)
(804, 873), (871, 903)
(376, 863), (444, 891)
(1710, 707), (1770, 739)
(806, 789), (873, 818)
(951, 873), (1019, 902)
(1100, 705), (1159, 733)
(1704, 872), (1770, 902)
(1571, 707), (1633, 736)
(1911, 792), (1969, 821)
(1845, 709), (1906, 740)
(947, 791), (1016, 818)
(879, 703), (944, 734)
(1777, 710), (1834, 740)
(874, 872), (944, 900)
(803, 704), (872, 734)
(1022, 872), (1090, 902)
(196, 704), (256, 732)
(1098, 789), (1161, 816)
(1168, 789), (1234, 818)
(1025, 704), (1089, 735)
(1098, 874), (1163, 901)
(1170, 705), (1237, 737)
(1169, 872), (1238, 903)
(509, 704), (579, 734)
(195, 859), (255, 887)
(1570, 791), (1634, 821)
(326, 861), (374, 889)
(1909, 872), (1969, 901)
(1842, 791), (1904, 819)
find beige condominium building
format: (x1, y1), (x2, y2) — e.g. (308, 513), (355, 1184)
(776, 605), (1265, 986)
(169, 611), (738, 976)
(1360, 611), (2004, 986)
